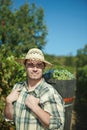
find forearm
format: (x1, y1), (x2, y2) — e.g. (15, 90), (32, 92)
(32, 105), (50, 128)
(4, 88), (20, 120)
(32, 106), (63, 129)
(4, 99), (14, 120)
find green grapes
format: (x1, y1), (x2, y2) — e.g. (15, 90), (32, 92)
(52, 69), (75, 80)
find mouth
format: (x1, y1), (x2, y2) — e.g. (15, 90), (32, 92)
(31, 72), (39, 76)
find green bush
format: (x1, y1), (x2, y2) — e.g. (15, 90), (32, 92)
(76, 65), (87, 102)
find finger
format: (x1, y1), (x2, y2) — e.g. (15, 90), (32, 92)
(17, 88), (21, 92)
(12, 88), (20, 92)
(15, 88), (21, 92)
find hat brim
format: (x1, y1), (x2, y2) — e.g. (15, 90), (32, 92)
(15, 58), (52, 67)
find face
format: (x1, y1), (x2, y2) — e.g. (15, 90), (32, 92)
(25, 60), (45, 80)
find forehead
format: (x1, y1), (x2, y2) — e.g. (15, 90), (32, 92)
(26, 59), (43, 64)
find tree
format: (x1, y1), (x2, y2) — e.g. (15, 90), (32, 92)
(0, 0), (48, 94)
(76, 66), (87, 102)
(0, 0), (48, 57)
(76, 44), (87, 67)
(76, 44), (87, 103)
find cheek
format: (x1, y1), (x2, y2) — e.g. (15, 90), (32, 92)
(25, 67), (31, 75)
(39, 70), (42, 74)
(39, 69), (43, 76)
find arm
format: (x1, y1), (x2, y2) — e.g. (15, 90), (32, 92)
(32, 104), (50, 128)
(25, 90), (65, 130)
(43, 90), (65, 130)
(4, 99), (14, 120)
(25, 95), (50, 128)
(4, 88), (20, 120)
(39, 87), (65, 130)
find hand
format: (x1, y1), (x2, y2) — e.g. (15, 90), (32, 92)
(25, 95), (40, 111)
(6, 88), (20, 104)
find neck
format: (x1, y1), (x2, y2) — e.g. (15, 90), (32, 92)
(27, 78), (43, 89)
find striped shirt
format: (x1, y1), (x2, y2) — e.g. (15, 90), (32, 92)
(13, 79), (65, 130)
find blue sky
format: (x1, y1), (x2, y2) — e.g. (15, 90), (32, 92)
(14, 0), (87, 56)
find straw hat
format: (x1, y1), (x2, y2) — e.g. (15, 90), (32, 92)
(16, 48), (52, 67)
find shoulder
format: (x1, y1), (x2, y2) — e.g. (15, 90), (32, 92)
(43, 81), (59, 97)
(43, 81), (64, 103)
(43, 81), (58, 94)
(40, 81), (64, 105)
(13, 81), (26, 90)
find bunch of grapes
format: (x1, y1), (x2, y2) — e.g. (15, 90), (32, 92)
(52, 69), (75, 80)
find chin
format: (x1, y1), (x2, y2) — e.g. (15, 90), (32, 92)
(30, 77), (41, 80)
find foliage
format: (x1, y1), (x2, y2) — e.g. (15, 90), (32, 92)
(45, 54), (76, 73)
(0, 0), (48, 95)
(44, 68), (75, 81)
(0, 55), (26, 95)
(76, 44), (87, 67)
(51, 69), (75, 80)
(0, 96), (5, 122)
(0, 0), (47, 57)
(75, 44), (87, 103)
(0, 120), (15, 130)
(76, 65), (87, 102)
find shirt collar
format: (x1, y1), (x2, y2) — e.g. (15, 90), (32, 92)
(23, 78), (45, 96)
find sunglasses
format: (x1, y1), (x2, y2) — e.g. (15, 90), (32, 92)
(26, 62), (45, 68)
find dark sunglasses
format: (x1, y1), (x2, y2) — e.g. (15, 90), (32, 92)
(26, 62), (45, 68)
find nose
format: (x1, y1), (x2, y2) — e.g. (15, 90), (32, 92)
(33, 66), (38, 71)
